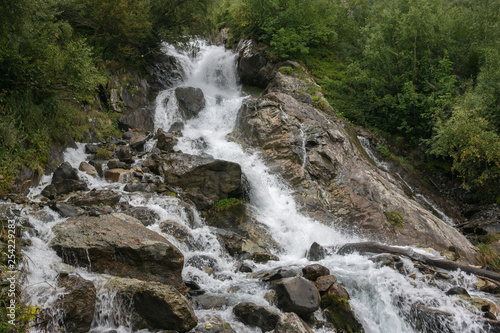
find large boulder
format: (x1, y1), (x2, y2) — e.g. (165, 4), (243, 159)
(231, 71), (478, 261)
(122, 206), (159, 226)
(272, 277), (320, 317)
(70, 189), (121, 207)
(236, 40), (275, 88)
(49, 213), (187, 293)
(156, 128), (178, 152)
(302, 264), (330, 282)
(41, 162), (88, 199)
(233, 302), (280, 332)
(158, 153), (243, 210)
(175, 86), (206, 120)
(107, 277), (197, 332)
(55, 275), (96, 333)
(275, 312), (314, 333)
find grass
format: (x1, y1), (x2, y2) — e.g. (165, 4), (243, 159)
(476, 243), (500, 271)
(385, 211), (407, 228)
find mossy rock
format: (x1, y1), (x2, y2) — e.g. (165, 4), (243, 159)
(321, 295), (364, 333)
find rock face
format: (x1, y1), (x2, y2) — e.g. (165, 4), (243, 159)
(49, 213), (187, 293)
(158, 153), (243, 209)
(55, 275), (96, 333)
(175, 86), (206, 120)
(231, 67), (477, 262)
(107, 277), (197, 332)
(233, 302), (280, 332)
(70, 189), (121, 207)
(273, 277), (321, 317)
(237, 40), (276, 88)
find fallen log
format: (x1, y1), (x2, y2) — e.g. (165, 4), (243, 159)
(337, 242), (500, 283)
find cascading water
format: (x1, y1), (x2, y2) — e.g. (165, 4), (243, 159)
(15, 40), (493, 333)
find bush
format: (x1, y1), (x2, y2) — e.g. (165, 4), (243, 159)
(385, 211), (407, 228)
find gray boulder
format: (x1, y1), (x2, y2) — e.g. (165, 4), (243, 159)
(49, 213), (187, 293)
(107, 277), (197, 332)
(70, 190), (121, 207)
(123, 206), (159, 226)
(175, 87), (206, 120)
(272, 277), (320, 317)
(302, 264), (330, 282)
(237, 40), (275, 88)
(55, 275), (96, 333)
(41, 162), (88, 199)
(233, 302), (280, 332)
(275, 312), (314, 333)
(156, 128), (178, 153)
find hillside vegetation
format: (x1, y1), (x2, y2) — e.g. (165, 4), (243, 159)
(1, 0), (499, 201)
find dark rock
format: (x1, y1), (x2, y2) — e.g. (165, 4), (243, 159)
(49, 201), (85, 218)
(130, 133), (148, 151)
(315, 275), (337, 293)
(118, 108), (154, 133)
(275, 312), (314, 333)
(158, 153), (242, 210)
(445, 286), (470, 297)
(307, 242), (325, 261)
(156, 128), (178, 153)
(325, 282), (350, 300)
(175, 87), (206, 120)
(322, 294), (364, 333)
(85, 144), (100, 154)
(169, 121), (184, 133)
(233, 302), (280, 332)
(107, 159), (128, 170)
(186, 255), (219, 272)
(237, 40), (275, 89)
(88, 160), (105, 177)
(191, 293), (231, 310)
(124, 182), (155, 193)
(71, 190), (121, 207)
(41, 184), (57, 199)
(50, 213), (187, 293)
(273, 277), (321, 317)
(41, 162), (88, 199)
(107, 277), (197, 332)
(53, 162), (79, 183)
(55, 275), (96, 333)
(302, 264), (330, 282)
(160, 221), (191, 242)
(253, 267), (300, 282)
(123, 206), (159, 226)
(123, 131), (135, 140)
(104, 169), (132, 183)
(116, 146), (133, 163)
(249, 252), (279, 264)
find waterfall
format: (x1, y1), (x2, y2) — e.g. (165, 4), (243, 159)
(17, 40), (490, 333)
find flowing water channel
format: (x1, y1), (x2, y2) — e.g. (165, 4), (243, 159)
(16, 41), (493, 333)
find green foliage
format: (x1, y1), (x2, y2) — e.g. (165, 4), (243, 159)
(211, 198), (244, 213)
(385, 211), (407, 228)
(476, 243), (500, 271)
(278, 66), (294, 75)
(95, 148), (113, 160)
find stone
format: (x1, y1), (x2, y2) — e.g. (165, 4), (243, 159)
(118, 108), (154, 133)
(107, 159), (127, 169)
(55, 275), (96, 333)
(160, 221), (191, 242)
(273, 277), (320, 317)
(302, 264), (330, 282)
(106, 277), (197, 332)
(49, 213), (186, 293)
(123, 206), (159, 226)
(156, 128), (178, 153)
(307, 242), (325, 261)
(79, 162), (98, 178)
(175, 87), (206, 120)
(124, 182), (155, 193)
(71, 190), (121, 207)
(322, 295), (364, 333)
(315, 275), (337, 293)
(274, 312), (314, 333)
(236, 39), (275, 89)
(41, 162), (88, 199)
(49, 201), (85, 218)
(233, 302), (280, 332)
(105, 168), (132, 183)
(191, 293), (231, 310)
(116, 146), (133, 163)
(158, 153), (243, 210)
(326, 283), (350, 300)
(169, 121), (184, 133)
(130, 133), (148, 151)
(249, 252), (279, 264)
(53, 162), (79, 183)
(85, 144), (100, 154)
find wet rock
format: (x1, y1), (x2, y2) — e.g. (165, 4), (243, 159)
(158, 153), (242, 210)
(41, 162), (88, 199)
(105, 168), (132, 183)
(249, 252), (279, 264)
(233, 302), (280, 332)
(160, 221), (191, 242)
(118, 108), (154, 133)
(130, 132), (148, 151)
(116, 146), (134, 163)
(71, 190), (121, 207)
(107, 159), (127, 169)
(237, 39), (275, 89)
(107, 277), (197, 332)
(272, 277), (320, 317)
(169, 121), (184, 133)
(191, 293), (231, 310)
(49, 201), (85, 218)
(123, 182), (155, 193)
(79, 162), (98, 178)
(175, 87), (206, 120)
(410, 303), (454, 333)
(186, 255), (219, 272)
(370, 254), (405, 272)
(252, 267), (300, 282)
(322, 294), (364, 333)
(156, 128), (178, 153)
(275, 312), (314, 333)
(50, 213), (186, 293)
(315, 275), (337, 293)
(325, 282), (350, 300)
(123, 206), (159, 226)
(307, 242), (325, 261)
(88, 160), (105, 177)
(85, 144), (100, 154)
(55, 275), (96, 333)
(302, 264), (330, 282)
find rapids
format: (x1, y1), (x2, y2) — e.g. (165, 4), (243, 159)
(14, 40), (492, 333)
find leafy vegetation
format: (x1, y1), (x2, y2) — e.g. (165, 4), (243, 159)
(211, 198), (245, 213)
(217, 0), (500, 198)
(385, 211), (407, 228)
